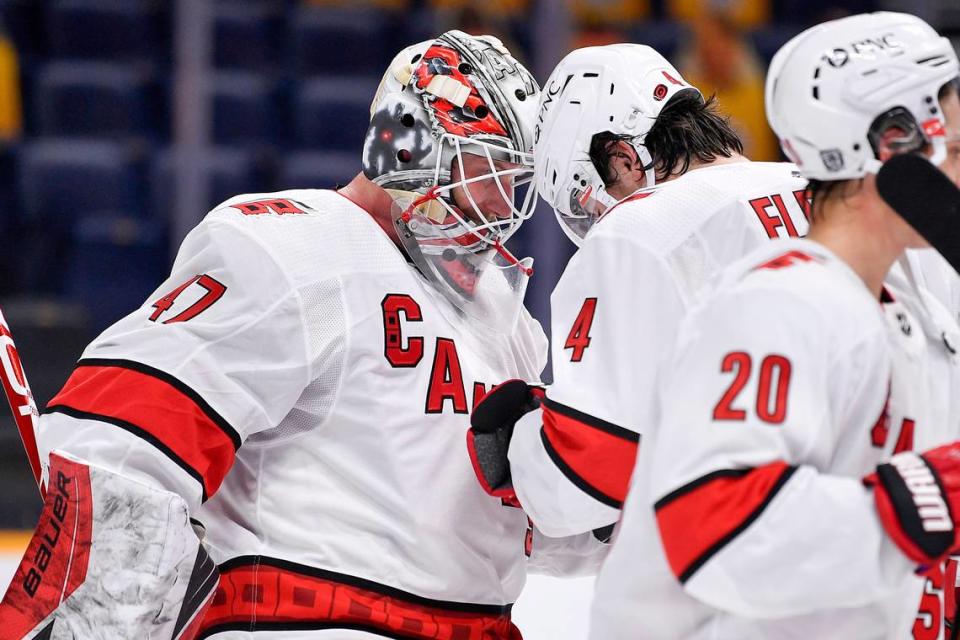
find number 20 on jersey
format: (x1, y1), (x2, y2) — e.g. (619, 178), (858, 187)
(713, 352), (792, 424)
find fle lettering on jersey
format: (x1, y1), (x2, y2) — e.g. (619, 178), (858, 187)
(381, 293), (486, 415)
(749, 189), (811, 239)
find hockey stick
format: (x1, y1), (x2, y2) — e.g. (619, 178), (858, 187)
(877, 153), (960, 270)
(0, 307), (45, 497)
(877, 153), (960, 640)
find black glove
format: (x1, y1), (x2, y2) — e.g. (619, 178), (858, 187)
(865, 446), (960, 572)
(467, 379), (543, 506)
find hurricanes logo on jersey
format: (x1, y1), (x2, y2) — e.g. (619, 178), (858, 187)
(380, 294), (488, 414)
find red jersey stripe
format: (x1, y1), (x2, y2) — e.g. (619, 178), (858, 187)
(540, 398), (639, 509)
(198, 556), (518, 640)
(46, 359), (240, 499)
(655, 462), (797, 583)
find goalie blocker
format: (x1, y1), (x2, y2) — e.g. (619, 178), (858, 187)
(0, 453), (218, 640)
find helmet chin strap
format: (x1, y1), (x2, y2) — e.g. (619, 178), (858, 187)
(632, 141), (657, 189)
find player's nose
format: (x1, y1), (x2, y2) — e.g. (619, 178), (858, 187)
(472, 178), (513, 221)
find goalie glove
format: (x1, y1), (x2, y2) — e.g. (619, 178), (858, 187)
(864, 444), (960, 572)
(0, 452), (219, 639)
(467, 379), (544, 506)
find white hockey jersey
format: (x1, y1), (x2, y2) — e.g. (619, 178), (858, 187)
(35, 189), (579, 639)
(908, 248), (960, 325)
(508, 161), (809, 537)
(590, 238), (960, 640)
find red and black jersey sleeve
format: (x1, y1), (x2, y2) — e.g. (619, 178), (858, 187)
(47, 359), (241, 500)
(539, 398), (640, 509)
(39, 218), (322, 505)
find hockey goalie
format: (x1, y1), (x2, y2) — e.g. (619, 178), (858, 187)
(0, 31), (603, 640)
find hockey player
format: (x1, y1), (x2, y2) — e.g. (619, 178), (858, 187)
(0, 31), (586, 640)
(589, 12), (960, 639)
(467, 43), (809, 539)
(907, 82), (960, 321)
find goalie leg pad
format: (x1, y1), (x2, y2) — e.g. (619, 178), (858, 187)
(0, 452), (219, 639)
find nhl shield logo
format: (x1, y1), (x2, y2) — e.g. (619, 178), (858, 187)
(820, 149), (845, 173)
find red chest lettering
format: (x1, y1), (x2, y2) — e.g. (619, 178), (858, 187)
(381, 294), (424, 367)
(380, 294), (485, 416)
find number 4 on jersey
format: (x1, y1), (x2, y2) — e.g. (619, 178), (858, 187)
(565, 298), (597, 362)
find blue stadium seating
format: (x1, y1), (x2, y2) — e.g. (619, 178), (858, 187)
(17, 138), (143, 227)
(66, 214), (168, 331)
(150, 146), (263, 222)
(213, 2), (283, 72)
(211, 71), (283, 146)
(293, 77), (377, 152)
(289, 7), (393, 78)
(35, 61), (163, 139)
(628, 20), (686, 63)
(0, 142), (15, 224)
(44, 0), (167, 62)
(0, 0), (43, 57)
(749, 26), (802, 65)
(0, 143), (16, 293)
(276, 151), (359, 192)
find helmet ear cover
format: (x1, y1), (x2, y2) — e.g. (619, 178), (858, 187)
(867, 107), (927, 160)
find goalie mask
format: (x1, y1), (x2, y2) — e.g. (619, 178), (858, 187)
(533, 44), (699, 246)
(765, 11), (960, 181)
(362, 30), (540, 332)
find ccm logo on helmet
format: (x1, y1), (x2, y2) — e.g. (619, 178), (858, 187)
(822, 32), (903, 68)
(891, 453), (952, 533)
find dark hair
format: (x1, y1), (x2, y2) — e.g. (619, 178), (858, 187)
(588, 91), (744, 187)
(805, 179), (840, 221)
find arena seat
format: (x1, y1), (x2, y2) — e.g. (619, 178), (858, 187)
(44, 0), (167, 62)
(293, 76), (376, 152)
(289, 6), (393, 78)
(213, 2), (284, 72)
(276, 150), (359, 192)
(150, 146), (264, 222)
(18, 138), (144, 227)
(211, 71), (283, 146)
(748, 26), (801, 65)
(66, 214), (168, 331)
(34, 61), (163, 138)
(627, 20), (685, 63)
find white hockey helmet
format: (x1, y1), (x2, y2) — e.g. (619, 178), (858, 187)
(362, 30), (541, 331)
(766, 12), (959, 181)
(533, 44), (700, 245)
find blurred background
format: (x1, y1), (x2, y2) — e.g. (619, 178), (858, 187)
(0, 0), (957, 546)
